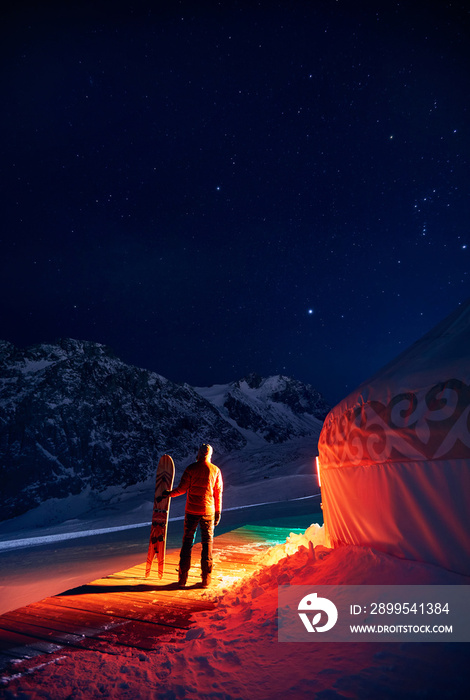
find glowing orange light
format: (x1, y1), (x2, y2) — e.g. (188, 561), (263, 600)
(315, 455), (321, 487)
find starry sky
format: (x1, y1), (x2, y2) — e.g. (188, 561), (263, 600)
(1, 0), (469, 405)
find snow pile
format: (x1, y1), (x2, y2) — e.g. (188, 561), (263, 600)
(256, 522), (325, 566)
(151, 530), (470, 699)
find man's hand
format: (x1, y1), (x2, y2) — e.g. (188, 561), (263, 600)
(214, 511), (221, 526)
(162, 490), (171, 498)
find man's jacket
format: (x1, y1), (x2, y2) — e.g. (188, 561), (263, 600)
(169, 458), (223, 516)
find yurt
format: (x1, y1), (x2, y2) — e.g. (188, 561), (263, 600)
(317, 299), (470, 575)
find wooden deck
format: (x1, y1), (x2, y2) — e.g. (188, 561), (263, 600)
(0, 524), (291, 671)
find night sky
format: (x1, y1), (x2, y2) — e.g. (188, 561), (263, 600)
(1, 0), (469, 404)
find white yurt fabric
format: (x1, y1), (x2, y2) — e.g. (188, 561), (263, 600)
(317, 299), (470, 574)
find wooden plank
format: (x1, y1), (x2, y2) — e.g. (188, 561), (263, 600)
(0, 645), (49, 671)
(215, 553), (262, 564)
(47, 588), (212, 615)
(50, 594), (199, 617)
(0, 609), (192, 666)
(0, 522), (285, 668)
(2, 606), (108, 637)
(50, 594), (205, 627)
(0, 626), (64, 656)
(0, 616), (106, 647)
(0, 611), (186, 652)
(0, 649), (23, 665)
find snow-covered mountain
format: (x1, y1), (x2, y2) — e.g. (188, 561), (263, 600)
(195, 373), (329, 442)
(0, 339), (329, 523)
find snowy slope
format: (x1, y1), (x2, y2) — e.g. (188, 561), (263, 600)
(195, 372), (328, 443)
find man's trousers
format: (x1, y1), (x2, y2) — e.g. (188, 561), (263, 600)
(179, 513), (214, 578)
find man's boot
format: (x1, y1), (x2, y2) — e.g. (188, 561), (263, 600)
(178, 568), (188, 587)
(201, 572), (211, 588)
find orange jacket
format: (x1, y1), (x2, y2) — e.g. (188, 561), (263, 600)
(169, 458), (223, 516)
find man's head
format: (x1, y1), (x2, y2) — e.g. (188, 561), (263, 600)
(197, 444), (213, 461)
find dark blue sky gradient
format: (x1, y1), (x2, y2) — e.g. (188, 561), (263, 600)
(1, 0), (469, 403)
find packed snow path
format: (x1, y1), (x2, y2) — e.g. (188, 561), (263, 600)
(0, 524), (290, 671)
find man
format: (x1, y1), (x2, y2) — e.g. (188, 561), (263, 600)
(163, 444), (223, 588)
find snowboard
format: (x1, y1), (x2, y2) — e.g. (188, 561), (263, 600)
(145, 454), (175, 579)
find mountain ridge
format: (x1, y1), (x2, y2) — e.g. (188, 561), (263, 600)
(1, 339), (329, 522)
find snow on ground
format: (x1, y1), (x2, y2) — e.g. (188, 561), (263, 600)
(0, 436), (319, 541)
(2, 520), (470, 699)
(0, 476), (317, 552)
